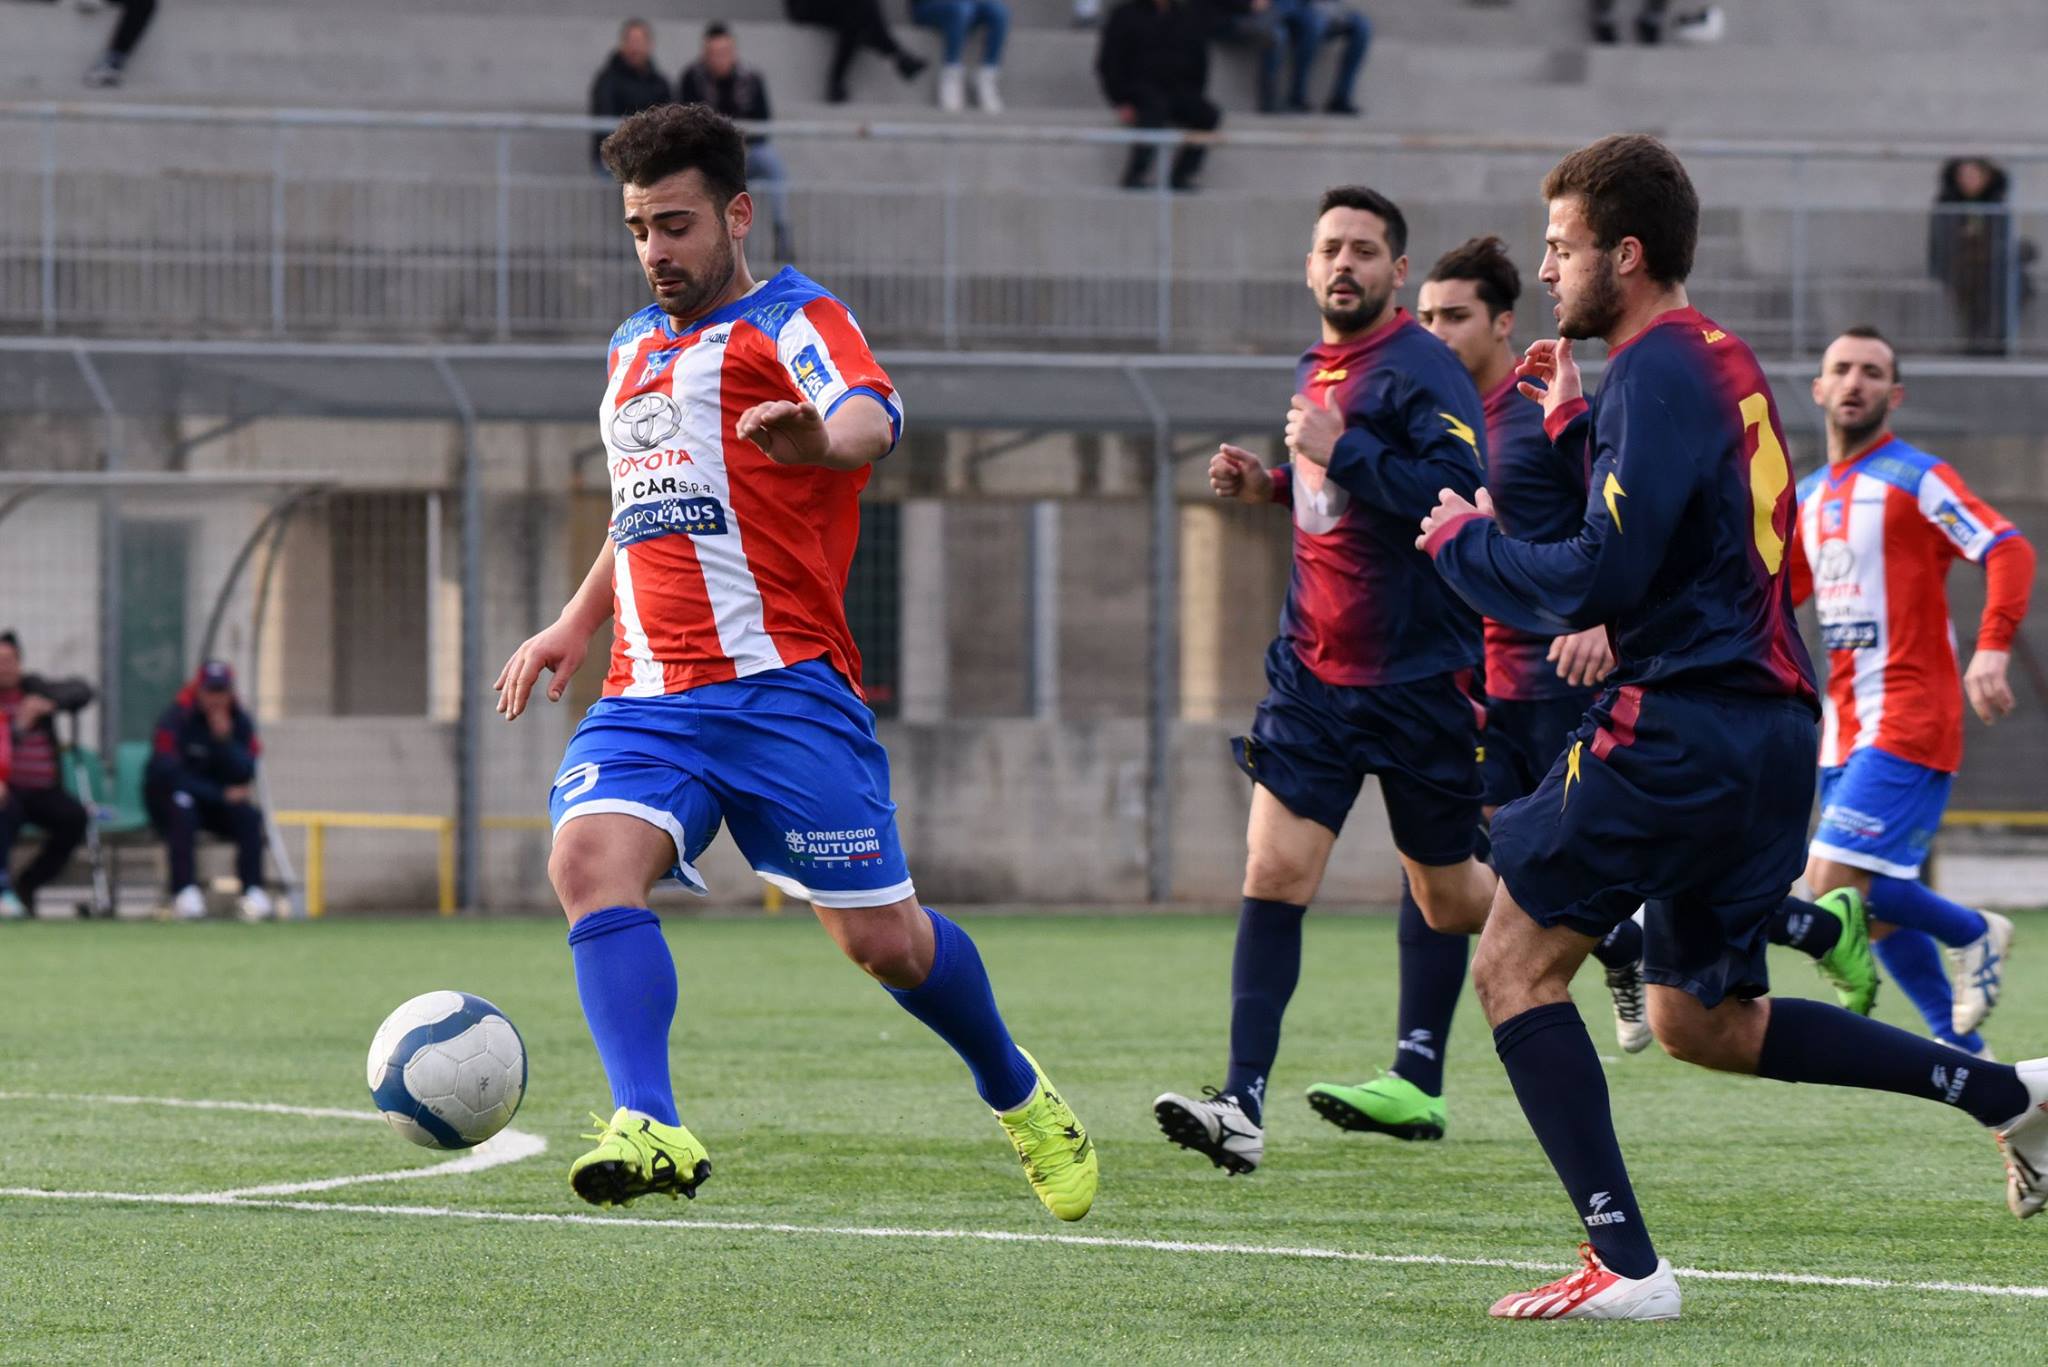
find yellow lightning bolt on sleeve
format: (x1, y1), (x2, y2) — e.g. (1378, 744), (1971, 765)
(1439, 412), (1478, 452)
(1602, 471), (1627, 532)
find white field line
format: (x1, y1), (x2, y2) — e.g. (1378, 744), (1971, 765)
(0, 1186), (2045, 1301)
(0, 1090), (547, 1196)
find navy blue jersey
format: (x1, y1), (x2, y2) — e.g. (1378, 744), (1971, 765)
(1271, 309), (1486, 687)
(1425, 307), (1817, 707)
(1480, 375), (1587, 701)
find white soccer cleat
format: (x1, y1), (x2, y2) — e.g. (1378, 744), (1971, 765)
(1153, 1088), (1264, 1175)
(1949, 911), (2013, 1036)
(1994, 1056), (2048, 1219)
(1490, 1243), (1681, 1320)
(973, 65), (1003, 114)
(172, 885), (207, 920)
(238, 886), (275, 923)
(0, 889), (25, 920)
(1605, 959), (1654, 1054)
(936, 63), (967, 113)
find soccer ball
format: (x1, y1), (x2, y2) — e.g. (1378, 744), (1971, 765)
(366, 991), (527, 1150)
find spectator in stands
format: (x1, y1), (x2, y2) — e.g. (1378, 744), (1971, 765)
(680, 23), (796, 261)
(145, 661), (272, 922)
(785, 0), (930, 106)
(1099, 0), (1223, 193)
(1589, 2), (1722, 44)
(0, 632), (93, 919)
(1203, 1), (1367, 115)
(908, 1), (1011, 113)
(590, 19), (674, 168)
(1931, 156), (2029, 356)
(83, 0), (156, 88)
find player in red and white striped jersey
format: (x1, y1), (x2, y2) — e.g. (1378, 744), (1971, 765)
(1786, 326), (2036, 1050)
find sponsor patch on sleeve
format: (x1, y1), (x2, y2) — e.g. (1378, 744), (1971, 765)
(1930, 499), (1982, 550)
(789, 343), (833, 401)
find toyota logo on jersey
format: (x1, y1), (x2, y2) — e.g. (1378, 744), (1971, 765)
(612, 392), (684, 453)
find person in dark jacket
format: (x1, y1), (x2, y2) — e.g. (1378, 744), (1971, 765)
(1930, 157), (2026, 355)
(1098, 0), (1223, 191)
(0, 631), (93, 919)
(590, 19), (675, 167)
(785, 0), (929, 105)
(145, 661), (271, 922)
(678, 22), (795, 261)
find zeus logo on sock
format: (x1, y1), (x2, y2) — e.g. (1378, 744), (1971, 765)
(1584, 1191), (1628, 1227)
(1933, 1064), (1970, 1105)
(1397, 1028), (1440, 1062)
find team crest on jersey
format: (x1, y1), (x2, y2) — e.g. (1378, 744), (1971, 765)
(1931, 500), (1980, 548)
(638, 349), (680, 385)
(1821, 501), (1844, 534)
(611, 392), (684, 453)
(790, 344), (833, 401)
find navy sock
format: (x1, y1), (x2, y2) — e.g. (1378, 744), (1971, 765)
(1874, 929), (1984, 1053)
(1767, 895), (1843, 958)
(886, 908), (1037, 1111)
(1389, 879), (1465, 1097)
(1494, 1002), (1659, 1279)
(1589, 915), (1644, 970)
(1867, 875), (1986, 948)
(1756, 997), (2026, 1126)
(567, 906), (680, 1126)
(1223, 896), (1307, 1125)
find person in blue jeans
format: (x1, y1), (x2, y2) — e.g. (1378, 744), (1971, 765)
(1274, 0), (1368, 115)
(909, 1), (1010, 112)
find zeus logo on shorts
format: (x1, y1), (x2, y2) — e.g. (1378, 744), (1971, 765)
(790, 344), (833, 401)
(611, 497), (731, 546)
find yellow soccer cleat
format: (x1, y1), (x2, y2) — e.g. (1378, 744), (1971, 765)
(568, 1106), (712, 1207)
(996, 1049), (1097, 1221)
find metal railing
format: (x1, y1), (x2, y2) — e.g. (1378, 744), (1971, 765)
(2, 102), (2044, 356)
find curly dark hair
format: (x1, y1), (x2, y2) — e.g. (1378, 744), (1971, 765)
(1426, 235), (1521, 319)
(599, 103), (748, 205)
(1316, 185), (1407, 259)
(1540, 134), (1698, 286)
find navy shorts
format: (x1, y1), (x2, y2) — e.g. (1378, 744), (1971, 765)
(549, 658), (915, 909)
(1480, 690), (1597, 809)
(1491, 684), (1819, 1008)
(1233, 638), (1484, 865)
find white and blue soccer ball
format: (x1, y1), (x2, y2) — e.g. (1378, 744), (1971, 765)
(366, 991), (527, 1150)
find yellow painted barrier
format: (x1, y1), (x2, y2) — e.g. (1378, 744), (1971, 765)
(1945, 811), (2048, 828)
(274, 810), (456, 919)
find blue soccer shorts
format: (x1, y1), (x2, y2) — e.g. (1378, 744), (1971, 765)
(547, 657), (915, 908)
(1809, 746), (1954, 880)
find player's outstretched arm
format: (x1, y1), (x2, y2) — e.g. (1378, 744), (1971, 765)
(736, 395), (893, 471)
(495, 542), (612, 721)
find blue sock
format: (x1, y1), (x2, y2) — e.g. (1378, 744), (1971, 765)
(1874, 929), (1985, 1053)
(1867, 875), (1986, 948)
(886, 909), (1037, 1112)
(1389, 879), (1465, 1097)
(1223, 896), (1307, 1125)
(1767, 896), (1843, 958)
(1589, 915), (1644, 970)
(1494, 1002), (1659, 1278)
(1756, 997), (2024, 1125)
(567, 906), (680, 1126)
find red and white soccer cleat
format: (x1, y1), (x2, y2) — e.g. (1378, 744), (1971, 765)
(1489, 1243), (1681, 1320)
(1994, 1056), (2048, 1218)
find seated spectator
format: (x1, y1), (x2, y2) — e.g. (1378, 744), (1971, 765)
(0, 631), (93, 919)
(786, 0), (929, 105)
(1275, 1), (1369, 115)
(590, 18), (674, 167)
(907, 1), (1010, 113)
(1589, 1), (1723, 44)
(680, 23), (796, 262)
(145, 661), (272, 922)
(1197, 0), (1283, 113)
(1098, 0), (1222, 193)
(83, 0), (156, 88)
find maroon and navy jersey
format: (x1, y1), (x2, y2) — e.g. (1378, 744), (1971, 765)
(1479, 375), (1587, 702)
(1268, 309), (1486, 687)
(1426, 307), (1817, 707)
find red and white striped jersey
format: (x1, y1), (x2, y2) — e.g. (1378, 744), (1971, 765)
(597, 269), (903, 698)
(1790, 434), (2020, 772)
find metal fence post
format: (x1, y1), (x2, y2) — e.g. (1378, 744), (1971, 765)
(1027, 499), (1059, 720)
(431, 354), (483, 911)
(1789, 154), (1810, 360)
(72, 346), (124, 759)
(270, 122), (288, 336)
(39, 114), (57, 334)
(495, 131), (512, 341)
(1126, 366), (1176, 902)
(942, 144), (960, 349)
(1154, 134), (1173, 350)
(2006, 203), (2024, 359)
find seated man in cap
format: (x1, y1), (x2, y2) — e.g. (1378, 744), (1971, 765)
(145, 661), (273, 921)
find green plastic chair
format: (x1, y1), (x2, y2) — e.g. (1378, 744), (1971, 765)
(102, 741), (154, 837)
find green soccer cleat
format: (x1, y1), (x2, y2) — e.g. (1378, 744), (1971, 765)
(1306, 1074), (1446, 1142)
(996, 1049), (1097, 1221)
(1812, 886), (1881, 1016)
(568, 1106), (712, 1207)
